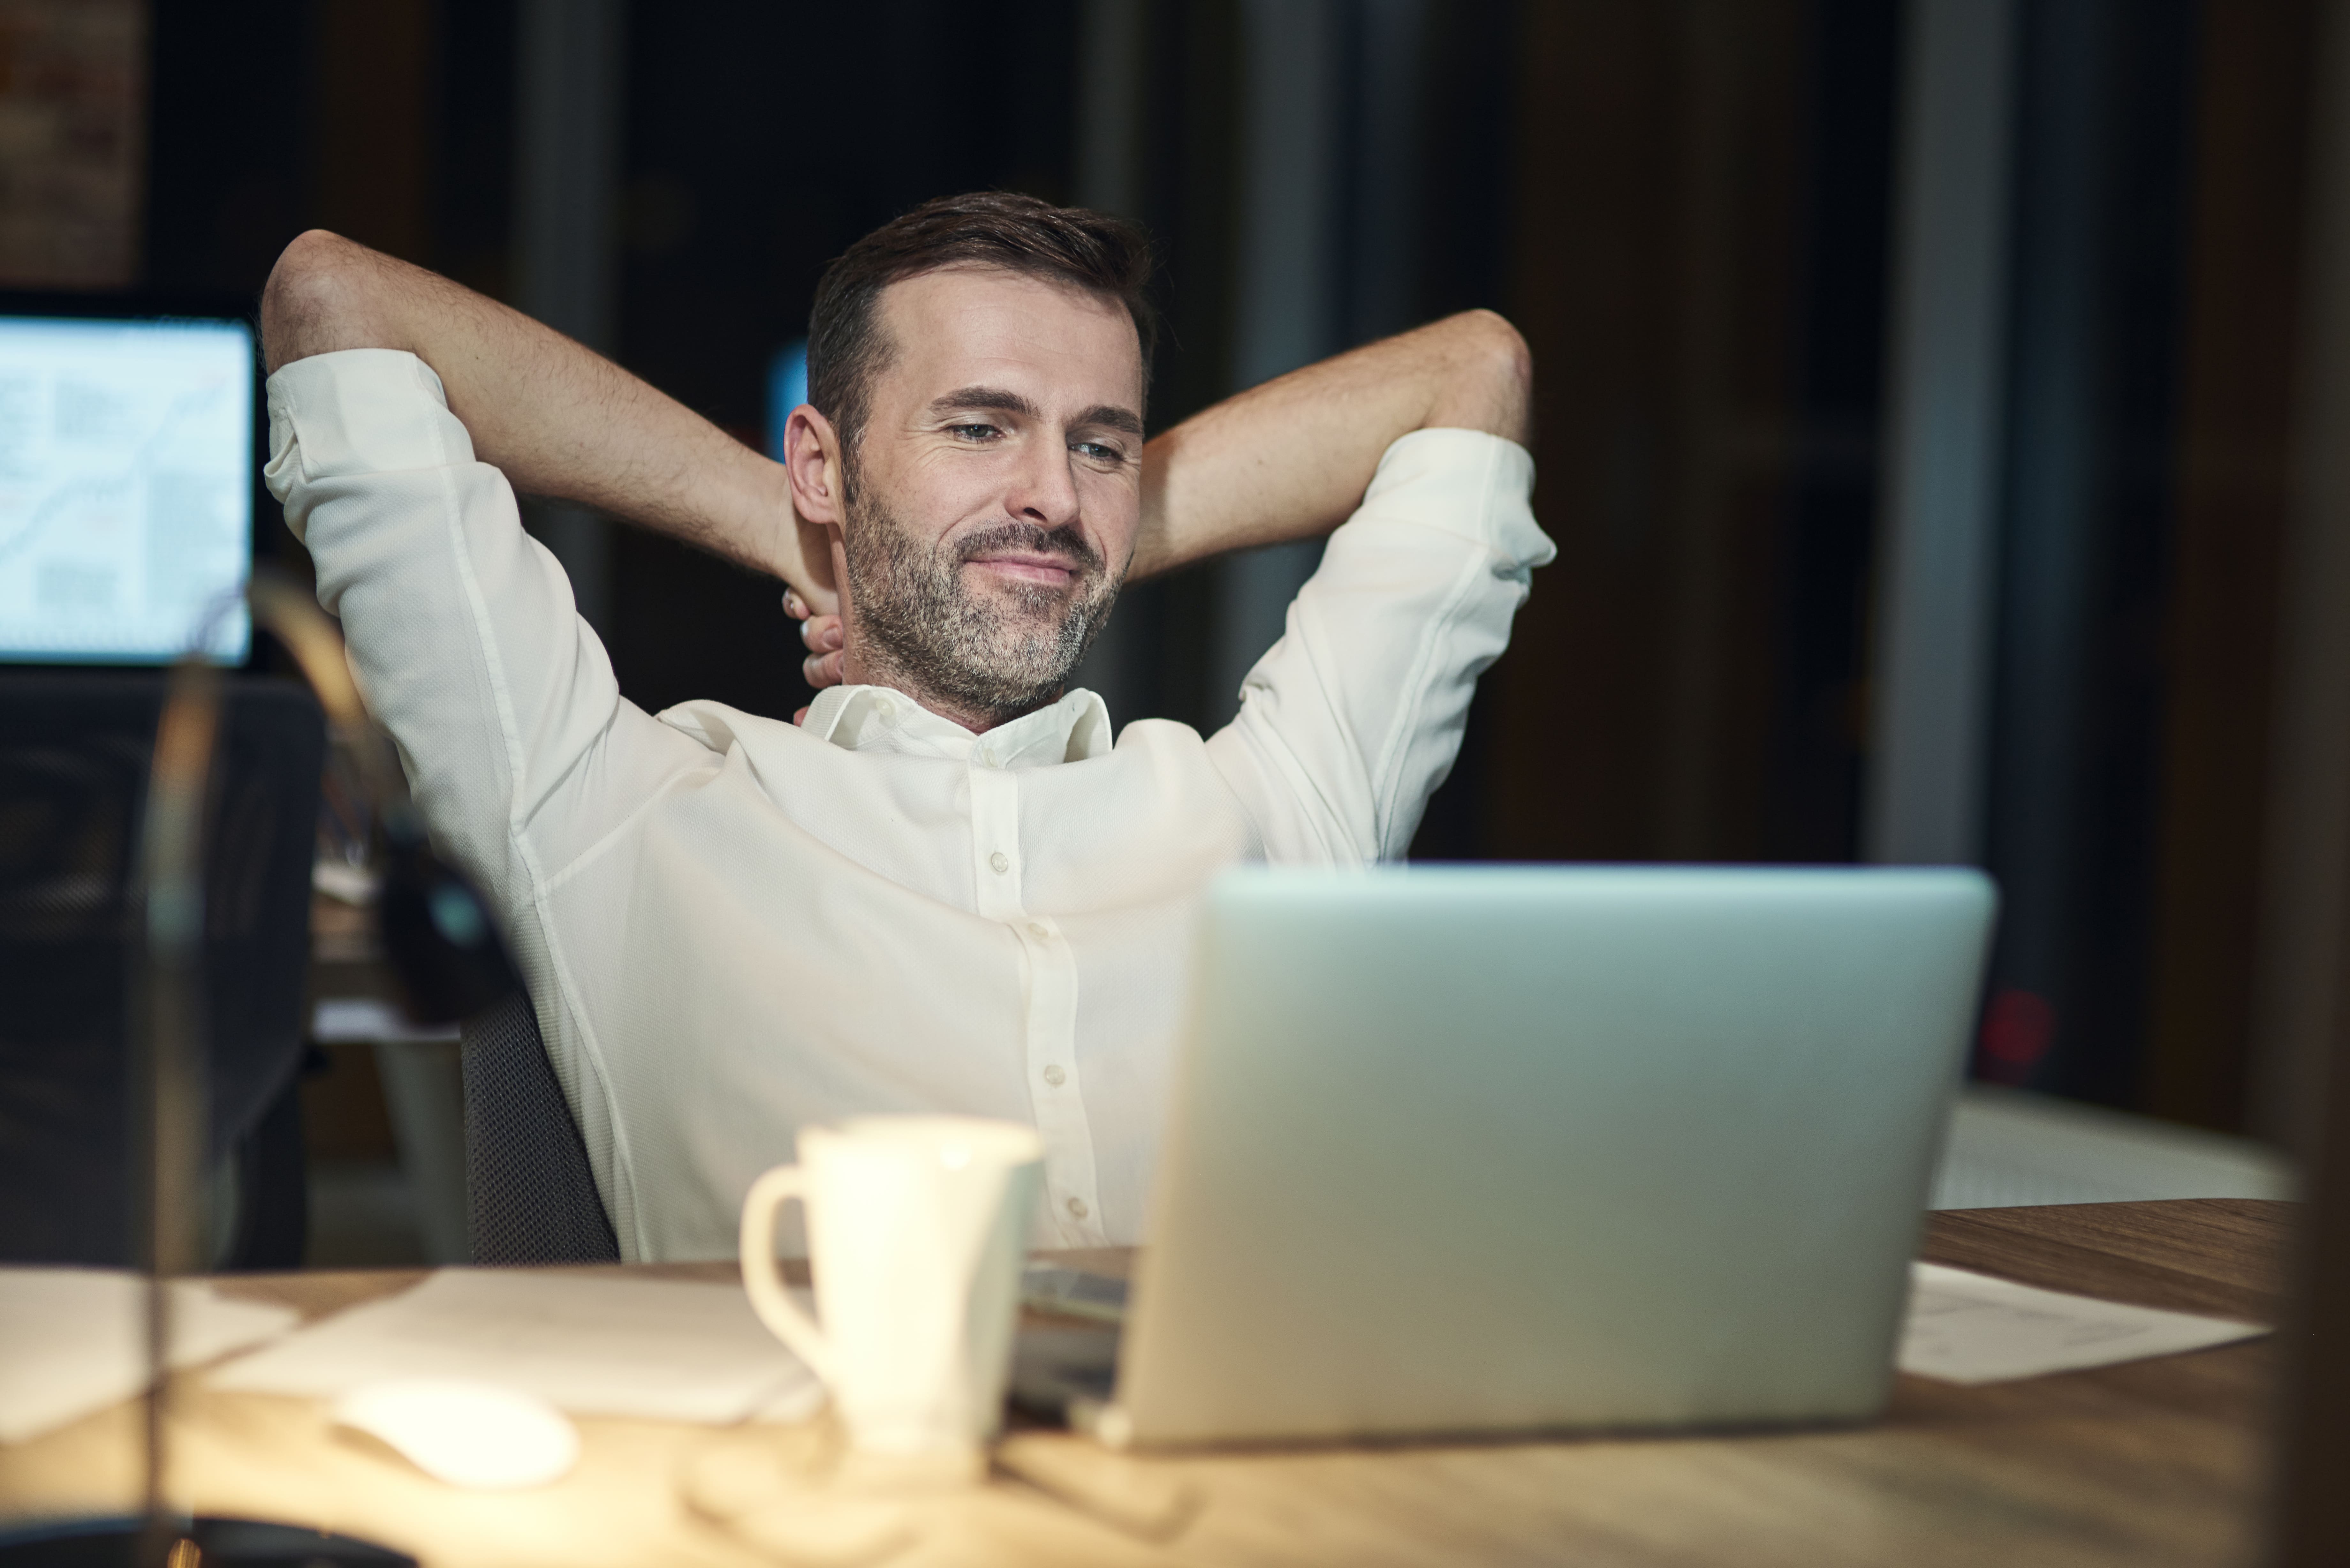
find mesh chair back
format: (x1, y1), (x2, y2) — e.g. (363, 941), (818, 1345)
(461, 991), (619, 1263)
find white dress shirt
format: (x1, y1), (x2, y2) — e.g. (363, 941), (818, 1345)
(265, 348), (1552, 1262)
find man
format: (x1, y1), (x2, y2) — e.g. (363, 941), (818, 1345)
(261, 192), (1548, 1261)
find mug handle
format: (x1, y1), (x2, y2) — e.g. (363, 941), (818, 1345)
(739, 1164), (838, 1383)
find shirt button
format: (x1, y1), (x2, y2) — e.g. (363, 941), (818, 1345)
(1027, 921), (1049, 939)
(1042, 1064), (1066, 1087)
(875, 697), (896, 718)
(1066, 1197), (1089, 1220)
(989, 851), (1010, 875)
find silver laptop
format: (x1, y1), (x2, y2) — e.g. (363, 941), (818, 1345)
(1021, 863), (1996, 1449)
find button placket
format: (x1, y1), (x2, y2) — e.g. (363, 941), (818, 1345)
(967, 765), (1105, 1246)
(967, 764), (1022, 921)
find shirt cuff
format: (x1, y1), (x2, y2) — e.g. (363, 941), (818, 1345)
(1357, 427), (1554, 570)
(263, 348), (475, 504)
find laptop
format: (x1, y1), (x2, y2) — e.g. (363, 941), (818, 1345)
(1018, 863), (1997, 1449)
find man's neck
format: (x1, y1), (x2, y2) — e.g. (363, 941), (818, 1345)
(839, 644), (1058, 736)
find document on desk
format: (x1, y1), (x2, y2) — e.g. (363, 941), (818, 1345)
(1897, 1262), (2267, 1384)
(0, 1268), (301, 1444)
(207, 1269), (824, 1425)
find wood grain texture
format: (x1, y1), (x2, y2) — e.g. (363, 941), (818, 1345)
(1920, 1199), (2286, 1318)
(0, 1200), (2290, 1567)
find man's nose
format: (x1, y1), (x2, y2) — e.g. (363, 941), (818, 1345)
(1003, 435), (1082, 531)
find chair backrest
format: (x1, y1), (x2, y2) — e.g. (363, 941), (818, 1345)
(461, 991), (619, 1263)
(0, 673), (322, 1266)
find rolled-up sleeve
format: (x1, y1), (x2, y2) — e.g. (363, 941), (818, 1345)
(1205, 427), (1551, 863)
(263, 348), (697, 932)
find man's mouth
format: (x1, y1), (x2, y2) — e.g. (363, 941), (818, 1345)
(964, 549), (1083, 587)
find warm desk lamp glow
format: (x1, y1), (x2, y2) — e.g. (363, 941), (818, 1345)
(0, 568), (521, 1567)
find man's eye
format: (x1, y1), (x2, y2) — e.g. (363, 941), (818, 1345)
(950, 423), (1002, 441)
(1073, 441), (1125, 464)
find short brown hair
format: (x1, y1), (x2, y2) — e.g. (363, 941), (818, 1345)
(806, 191), (1156, 460)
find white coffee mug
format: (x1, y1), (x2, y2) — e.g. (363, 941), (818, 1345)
(739, 1116), (1045, 1460)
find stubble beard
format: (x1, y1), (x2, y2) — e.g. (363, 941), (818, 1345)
(841, 478), (1122, 728)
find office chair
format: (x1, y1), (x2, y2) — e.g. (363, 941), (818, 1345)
(0, 673), (322, 1269)
(461, 990), (619, 1263)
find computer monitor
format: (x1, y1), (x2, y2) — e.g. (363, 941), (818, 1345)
(0, 297), (258, 666)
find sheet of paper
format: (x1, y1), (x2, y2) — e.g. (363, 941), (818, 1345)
(207, 1268), (819, 1425)
(0, 1268), (301, 1444)
(1897, 1261), (2267, 1384)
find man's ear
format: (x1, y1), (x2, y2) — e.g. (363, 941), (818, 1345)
(784, 405), (848, 528)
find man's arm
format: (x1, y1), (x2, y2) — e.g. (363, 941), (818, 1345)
(1201, 322), (1549, 862)
(1130, 309), (1530, 580)
(261, 230), (837, 610)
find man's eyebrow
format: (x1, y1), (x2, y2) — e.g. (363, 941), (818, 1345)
(928, 386), (1145, 438)
(928, 385), (1041, 421)
(1073, 403), (1146, 438)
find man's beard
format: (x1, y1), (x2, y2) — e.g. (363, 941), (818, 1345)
(842, 484), (1121, 727)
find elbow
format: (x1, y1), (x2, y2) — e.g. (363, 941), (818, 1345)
(1457, 308), (1533, 386)
(259, 230), (379, 375)
(1429, 310), (1532, 446)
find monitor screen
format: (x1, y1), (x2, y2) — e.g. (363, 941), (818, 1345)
(0, 312), (255, 665)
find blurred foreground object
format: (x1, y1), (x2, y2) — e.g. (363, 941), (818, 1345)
(0, 568), (515, 1565)
(0, 675), (319, 1270)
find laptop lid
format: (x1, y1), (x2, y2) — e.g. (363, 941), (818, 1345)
(1107, 863), (1996, 1448)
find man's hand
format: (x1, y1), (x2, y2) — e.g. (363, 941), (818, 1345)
(785, 591), (844, 690)
(261, 230), (839, 616)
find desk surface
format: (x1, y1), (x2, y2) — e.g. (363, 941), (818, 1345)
(0, 1200), (2287, 1568)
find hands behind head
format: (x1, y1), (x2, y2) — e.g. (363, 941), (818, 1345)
(785, 591), (845, 723)
(778, 473), (844, 725)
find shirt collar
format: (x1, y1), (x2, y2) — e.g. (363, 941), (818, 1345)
(802, 684), (1113, 768)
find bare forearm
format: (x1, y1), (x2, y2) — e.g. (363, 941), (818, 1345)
(1129, 310), (1531, 581)
(261, 231), (827, 597)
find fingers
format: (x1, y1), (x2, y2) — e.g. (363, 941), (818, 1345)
(785, 592), (845, 689)
(797, 614), (843, 655)
(783, 589), (840, 620)
(785, 593), (844, 648)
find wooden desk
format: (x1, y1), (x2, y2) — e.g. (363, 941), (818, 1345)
(0, 1200), (2286, 1567)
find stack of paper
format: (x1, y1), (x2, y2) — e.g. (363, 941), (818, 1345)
(0, 1268), (301, 1444)
(208, 1269), (823, 1424)
(1898, 1261), (2267, 1384)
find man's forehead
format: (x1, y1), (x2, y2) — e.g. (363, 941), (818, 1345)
(873, 266), (1144, 417)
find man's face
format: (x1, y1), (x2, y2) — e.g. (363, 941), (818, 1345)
(835, 266), (1145, 726)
